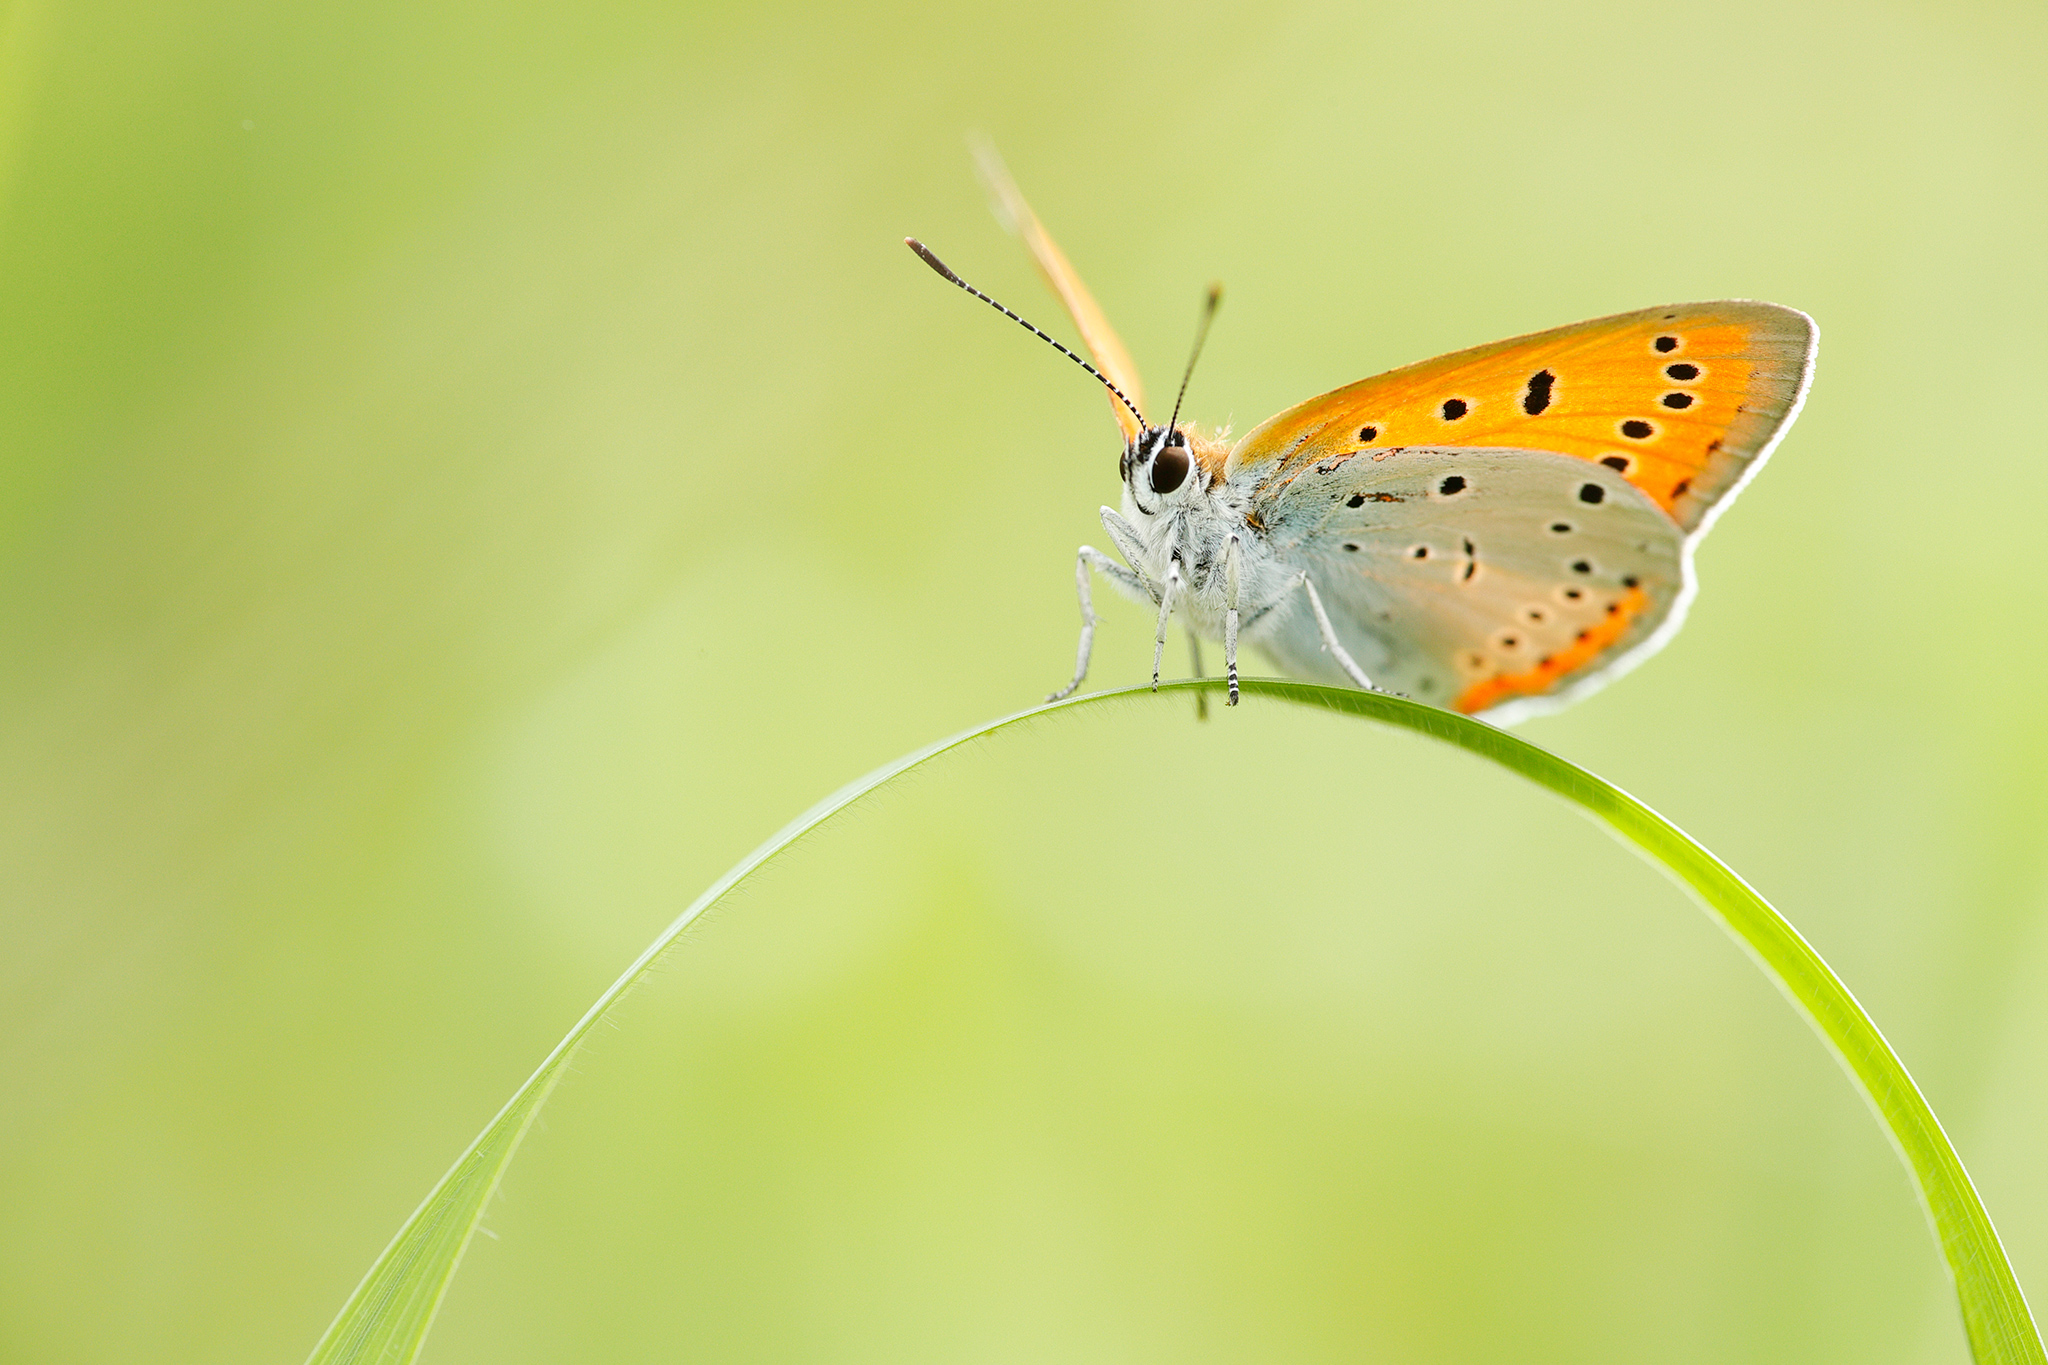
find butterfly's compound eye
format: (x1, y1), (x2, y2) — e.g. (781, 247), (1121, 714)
(1150, 446), (1190, 494)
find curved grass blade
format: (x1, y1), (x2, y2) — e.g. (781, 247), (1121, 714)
(1245, 678), (2042, 1365)
(306, 680), (2042, 1365)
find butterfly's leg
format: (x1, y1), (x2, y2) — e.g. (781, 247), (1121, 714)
(1223, 533), (1242, 707)
(1296, 571), (1377, 691)
(1186, 630), (1208, 721)
(1047, 546), (1148, 703)
(1098, 507), (1160, 602)
(1151, 559), (1182, 691)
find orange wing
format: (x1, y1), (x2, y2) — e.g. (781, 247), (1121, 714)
(975, 143), (1149, 445)
(1227, 303), (1815, 534)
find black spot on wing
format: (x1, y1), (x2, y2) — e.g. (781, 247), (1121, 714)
(1522, 369), (1555, 415)
(1440, 398), (1469, 420)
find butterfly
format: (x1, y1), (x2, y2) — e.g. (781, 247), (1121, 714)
(910, 159), (1816, 723)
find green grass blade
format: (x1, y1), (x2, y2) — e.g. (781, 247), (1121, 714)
(306, 680), (2042, 1365)
(1240, 678), (2042, 1365)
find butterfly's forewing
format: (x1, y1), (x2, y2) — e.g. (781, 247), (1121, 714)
(1255, 447), (1688, 717)
(975, 145), (1148, 444)
(1228, 302), (1815, 535)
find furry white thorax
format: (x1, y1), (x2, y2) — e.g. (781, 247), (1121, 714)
(1112, 428), (1298, 644)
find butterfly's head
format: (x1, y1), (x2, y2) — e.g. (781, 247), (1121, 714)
(1120, 424), (1204, 515)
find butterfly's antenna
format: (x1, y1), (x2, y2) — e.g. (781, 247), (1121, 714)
(1165, 283), (1223, 438)
(905, 238), (1148, 430)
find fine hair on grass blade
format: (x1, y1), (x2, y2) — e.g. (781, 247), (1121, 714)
(305, 680), (2043, 1365)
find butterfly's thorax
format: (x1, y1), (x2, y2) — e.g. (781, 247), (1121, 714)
(1117, 427), (1301, 641)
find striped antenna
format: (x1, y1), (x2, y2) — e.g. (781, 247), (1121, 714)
(906, 238), (1148, 431)
(1164, 284), (1223, 440)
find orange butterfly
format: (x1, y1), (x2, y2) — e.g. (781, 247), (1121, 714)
(911, 158), (1815, 721)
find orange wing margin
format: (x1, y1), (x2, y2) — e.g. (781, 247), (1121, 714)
(975, 143), (1148, 444)
(1226, 302), (1815, 534)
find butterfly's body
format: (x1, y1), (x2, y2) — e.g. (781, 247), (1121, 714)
(913, 159), (1816, 720)
(1103, 436), (1263, 635)
(1101, 434), (1347, 685)
(1102, 426), (1695, 718)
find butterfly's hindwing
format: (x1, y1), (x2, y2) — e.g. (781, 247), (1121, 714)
(1247, 447), (1687, 715)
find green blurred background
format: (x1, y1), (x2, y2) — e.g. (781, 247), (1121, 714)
(3, 0), (2046, 1360)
